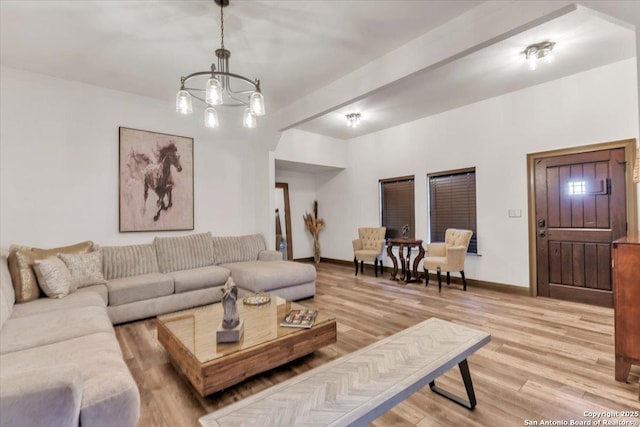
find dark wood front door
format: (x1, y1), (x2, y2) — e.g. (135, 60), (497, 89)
(535, 148), (627, 307)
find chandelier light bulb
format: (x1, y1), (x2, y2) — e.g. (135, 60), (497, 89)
(243, 108), (257, 128)
(205, 78), (223, 105)
(249, 91), (265, 116)
(204, 106), (219, 128)
(176, 90), (193, 114)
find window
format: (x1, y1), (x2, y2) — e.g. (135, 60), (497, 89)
(428, 168), (477, 253)
(568, 180), (586, 195)
(380, 176), (415, 239)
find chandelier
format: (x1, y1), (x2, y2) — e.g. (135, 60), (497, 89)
(175, 0), (265, 128)
(345, 113), (361, 128)
(522, 41), (555, 71)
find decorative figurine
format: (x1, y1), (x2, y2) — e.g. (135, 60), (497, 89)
(402, 224), (410, 239)
(221, 278), (240, 329)
(216, 278), (244, 343)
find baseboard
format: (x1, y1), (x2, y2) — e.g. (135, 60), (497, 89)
(319, 258), (530, 296)
(424, 272), (530, 296)
(318, 257), (354, 268)
(293, 257), (315, 263)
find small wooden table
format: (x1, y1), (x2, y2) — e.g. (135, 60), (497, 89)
(386, 238), (425, 284)
(157, 297), (337, 396)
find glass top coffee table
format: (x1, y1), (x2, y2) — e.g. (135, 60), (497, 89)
(157, 296), (337, 396)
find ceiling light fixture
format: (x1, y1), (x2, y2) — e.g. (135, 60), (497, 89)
(346, 113), (361, 128)
(522, 41), (555, 71)
(175, 0), (265, 128)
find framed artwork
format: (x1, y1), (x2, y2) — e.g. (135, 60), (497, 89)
(119, 127), (194, 232)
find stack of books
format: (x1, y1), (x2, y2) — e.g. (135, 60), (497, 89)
(280, 309), (318, 329)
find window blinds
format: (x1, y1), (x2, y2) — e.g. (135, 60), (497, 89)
(429, 170), (477, 253)
(380, 177), (415, 239)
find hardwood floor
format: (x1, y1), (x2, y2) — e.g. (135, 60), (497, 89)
(115, 262), (640, 426)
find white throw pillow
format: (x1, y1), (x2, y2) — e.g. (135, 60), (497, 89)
(58, 251), (106, 288)
(33, 256), (74, 298)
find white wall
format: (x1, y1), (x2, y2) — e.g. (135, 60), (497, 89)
(315, 58), (639, 287)
(0, 66), (262, 248)
(275, 129), (347, 169)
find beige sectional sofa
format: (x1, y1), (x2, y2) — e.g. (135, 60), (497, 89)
(0, 232), (316, 427)
(104, 233), (316, 324)
(0, 254), (140, 427)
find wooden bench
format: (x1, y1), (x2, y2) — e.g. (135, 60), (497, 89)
(199, 318), (491, 427)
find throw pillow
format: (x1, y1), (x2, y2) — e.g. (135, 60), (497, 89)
(7, 241), (94, 302)
(58, 251), (106, 288)
(33, 257), (74, 298)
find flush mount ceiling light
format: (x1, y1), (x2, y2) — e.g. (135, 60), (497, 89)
(175, 0), (265, 128)
(522, 41), (555, 71)
(346, 113), (362, 128)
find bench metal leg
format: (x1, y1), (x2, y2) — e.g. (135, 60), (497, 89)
(429, 359), (477, 410)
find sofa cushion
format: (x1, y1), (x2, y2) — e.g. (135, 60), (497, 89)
(0, 332), (140, 427)
(101, 244), (159, 280)
(33, 256), (74, 298)
(154, 232), (214, 273)
(0, 287), (11, 332)
(1, 251), (15, 309)
(212, 234), (266, 264)
(221, 261), (316, 293)
(167, 265), (230, 294)
(106, 273), (173, 306)
(58, 251), (106, 289)
(76, 284), (109, 306)
(257, 250), (283, 262)
(10, 291), (106, 319)
(0, 364), (82, 427)
(0, 305), (113, 354)
(7, 241), (93, 302)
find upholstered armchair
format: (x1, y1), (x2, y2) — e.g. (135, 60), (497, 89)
(423, 229), (473, 291)
(352, 227), (387, 277)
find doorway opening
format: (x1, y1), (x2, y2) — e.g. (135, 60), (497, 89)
(275, 182), (293, 260)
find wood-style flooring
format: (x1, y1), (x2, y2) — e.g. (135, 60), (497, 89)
(115, 262), (640, 427)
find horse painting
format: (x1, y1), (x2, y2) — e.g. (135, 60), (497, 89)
(120, 127), (193, 232)
(142, 142), (183, 221)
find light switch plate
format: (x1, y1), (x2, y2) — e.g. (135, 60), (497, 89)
(508, 209), (522, 218)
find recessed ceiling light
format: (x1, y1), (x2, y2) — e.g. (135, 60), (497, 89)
(522, 41), (555, 71)
(346, 113), (362, 128)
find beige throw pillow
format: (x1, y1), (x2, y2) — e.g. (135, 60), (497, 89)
(33, 257), (74, 298)
(7, 241), (94, 302)
(58, 251), (106, 288)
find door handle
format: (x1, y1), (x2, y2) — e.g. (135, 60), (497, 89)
(539, 230), (546, 237)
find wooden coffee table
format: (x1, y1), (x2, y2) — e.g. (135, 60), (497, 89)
(157, 296), (337, 396)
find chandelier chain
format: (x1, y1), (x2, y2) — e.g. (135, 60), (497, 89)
(220, 1), (224, 50)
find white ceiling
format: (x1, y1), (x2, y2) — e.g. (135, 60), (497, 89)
(0, 1), (637, 141)
(296, 6), (637, 139)
(0, 0), (481, 113)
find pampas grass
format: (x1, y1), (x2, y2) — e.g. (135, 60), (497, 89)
(303, 201), (325, 265)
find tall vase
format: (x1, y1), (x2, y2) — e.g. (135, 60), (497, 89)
(313, 238), (321, 265)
